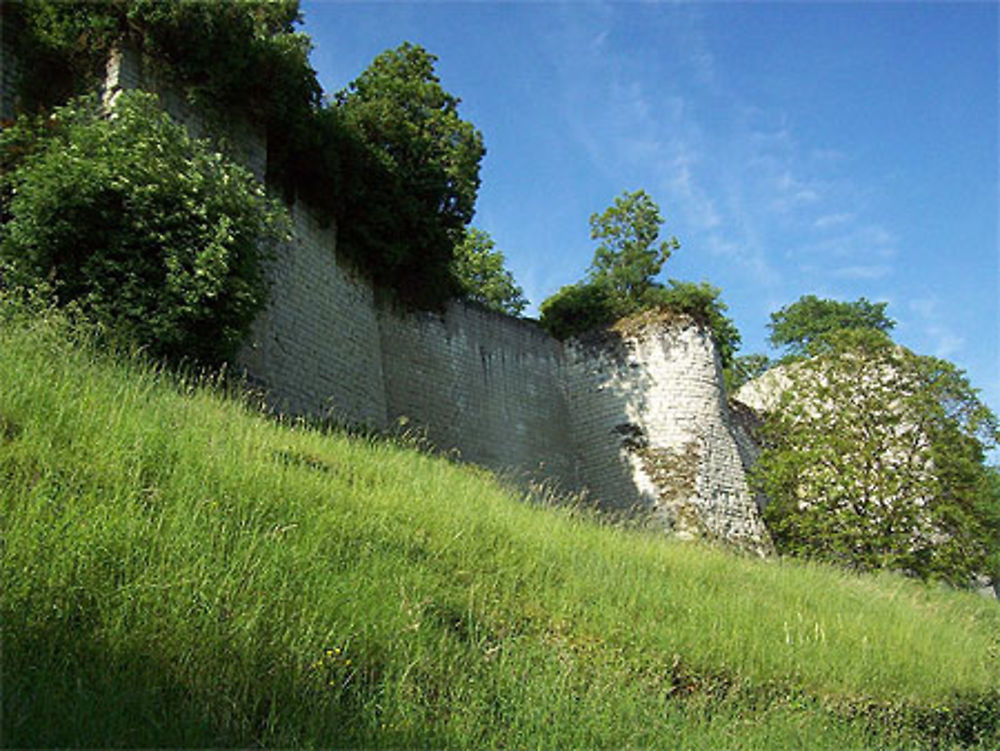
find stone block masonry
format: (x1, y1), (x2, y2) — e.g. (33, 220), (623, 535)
(236, 205), (388, 428)
(378, 301), (576, 489)
(566, 314), (772, 551)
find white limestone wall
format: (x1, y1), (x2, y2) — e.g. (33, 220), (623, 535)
(567, 314), (772, 552)
(377, 302), (577, 489)
(236, 204), (388, 427)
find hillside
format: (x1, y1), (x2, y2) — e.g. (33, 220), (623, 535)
(2, 303), (999, 749)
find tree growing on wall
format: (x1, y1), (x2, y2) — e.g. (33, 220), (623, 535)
(0, 91), (287, 366)
(451, 228), (527, 316)
(7, 3), (500, 311)
(539, 189), (677, 337)
(335, 42), (486, 306)
(538, 190), (740, 369)
(752, 328), (1000, 585)
(587, 189), (680, 313)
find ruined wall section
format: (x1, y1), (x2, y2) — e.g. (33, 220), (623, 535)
(0, 41), (772, 548)
(377, 302), (577, 489)
(567, 314), (772, 552)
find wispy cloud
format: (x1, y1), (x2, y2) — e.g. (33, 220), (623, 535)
(831, 264), (892, 281)
(537, 2), (905, 325)
(908, 297), (965, 359)
(814, 212), (854, 229)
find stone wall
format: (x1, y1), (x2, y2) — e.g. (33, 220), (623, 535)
(0, 39), (771, 548)
(378, 302), (576, 488)
(236, 205), (388, 427)
(566, 313), (772, 551)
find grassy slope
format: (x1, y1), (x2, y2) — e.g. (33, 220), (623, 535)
(2, 307), (999, 748)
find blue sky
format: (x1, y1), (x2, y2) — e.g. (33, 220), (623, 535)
(300, 1), (998, 417)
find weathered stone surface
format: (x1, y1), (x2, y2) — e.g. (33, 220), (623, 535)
(566, 313), (772, 552)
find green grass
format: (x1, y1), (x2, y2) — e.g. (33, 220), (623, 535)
(2, 304), (999, 748)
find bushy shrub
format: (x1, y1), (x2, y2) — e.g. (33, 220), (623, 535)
(0, 91), (288, 366)
(537, 282), (617, 340)
(539, 278), (740, 370)
(5, 3), (484, 311)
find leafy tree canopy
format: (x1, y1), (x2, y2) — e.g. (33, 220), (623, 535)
(6, 4), (496, 310)
(4, 0), (317, 124)
(334, 42), (486, 307)
(0, 91), (287, 366)
(753, 328), (999, 585)
(588, 189), (679, 310)
(539, 190), (739, 369)
(768, 294), (895, 359)
(451, 228), (527, 316)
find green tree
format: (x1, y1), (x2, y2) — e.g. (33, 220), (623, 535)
(588, 189), (680, 312)
(538, 191), (740, 367)
(725, 353), (773, 394)
(336, 42), (485, 306)
(0, 91), (287, 366)
(451, 228), (527, 316)
(768, 294), (895, 359)
(4, 1), (317, 125)
(753, 328), (999, 585)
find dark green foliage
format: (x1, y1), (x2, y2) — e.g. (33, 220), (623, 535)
(0, 91), (287, 366)
(976, 466), (1000, 585)
(451, 228), (527, 315)
(725, 353), (773, 394)
(753, 328), (1000, 585)
(537, 282), (618, 340)
(6, 3), (493, 310)
(4, 1), (317, 122)
(768, 294), (895, 359)
(588, 189), (679, 307)
(335, 42), (485, 307)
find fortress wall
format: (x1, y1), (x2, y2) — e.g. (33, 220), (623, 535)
(0, 42), (769, 547)
(377, 301), (577, 489)
(236, 204), (388, 428)
(99, 45), (388, 426)
(566, 317), (771, 551)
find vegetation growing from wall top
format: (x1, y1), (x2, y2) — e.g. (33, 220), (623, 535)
(2, 0), (491, 310)
(538, 189), (741, 369)
(451, 227), (528, 316)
